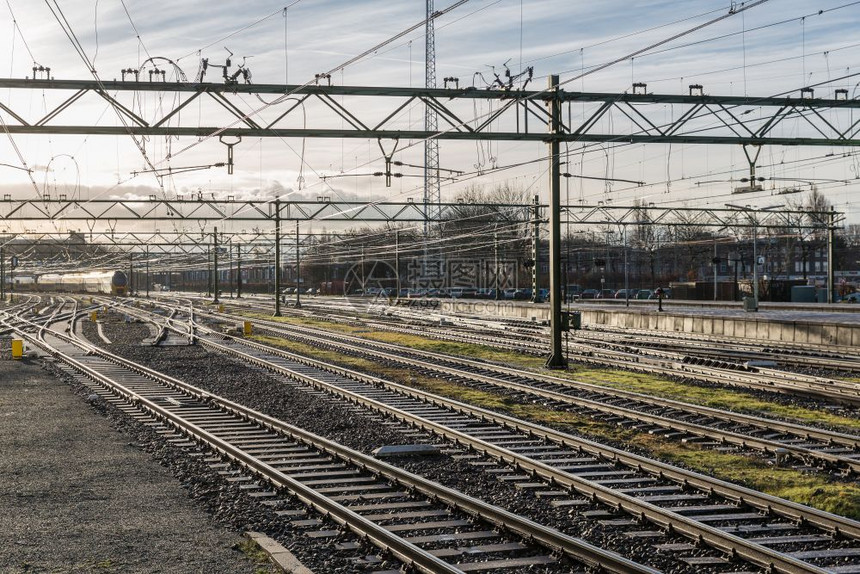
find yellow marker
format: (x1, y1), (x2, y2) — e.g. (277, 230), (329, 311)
(243, 321), (252, 336)
(90, 311), (98, 322)
(218, 304), (224, 313)
(11, 339), (23, 360)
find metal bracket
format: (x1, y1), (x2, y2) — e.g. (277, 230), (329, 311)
(219, 135), (242, 174)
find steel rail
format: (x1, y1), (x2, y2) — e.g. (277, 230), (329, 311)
(147, 318), (851, 574)
(574, 332), (860, 373)
(195, 298), (860, 405)
(129, 300), (860, 464)
(222, 316), (860, 473)
(578, 323), (860, 361)
(304, 303), (860, 405)
(282, 299), (860, 375)
(9, 311), (659, 574)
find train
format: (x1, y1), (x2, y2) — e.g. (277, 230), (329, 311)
(29, 270), (129, 296)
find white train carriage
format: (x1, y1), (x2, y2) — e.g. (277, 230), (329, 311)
(35, 271), (128, 296)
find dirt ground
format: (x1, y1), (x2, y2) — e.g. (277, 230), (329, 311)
(0, 357), (266, 574)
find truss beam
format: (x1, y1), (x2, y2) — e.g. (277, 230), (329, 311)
(0, 198), (834, 229)
(2, 79), (860, 146)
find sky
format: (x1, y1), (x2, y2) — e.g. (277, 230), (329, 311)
(1, 0), (860, 237)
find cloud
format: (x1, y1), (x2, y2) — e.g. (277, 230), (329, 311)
(0, 0), (858, 224)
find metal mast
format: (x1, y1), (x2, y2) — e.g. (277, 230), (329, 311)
(424, 0), (440, 236)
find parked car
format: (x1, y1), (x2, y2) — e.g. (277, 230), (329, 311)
(565, 285), (582, 300)
(614, 288), (638, 299)
(580, 289), (599, 299)
(476, 288), (498, 299)
(596, 289), (615, 299)
(844, 292), (860, 303)
(450, 287), (478, 299)
(635, 289), (653, 300)
(648, 287), (671, 299)
(513, 289), (531, 300)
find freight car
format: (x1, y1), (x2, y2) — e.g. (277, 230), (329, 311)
(34, 270), (128, 296)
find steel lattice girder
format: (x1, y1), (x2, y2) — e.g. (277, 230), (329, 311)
(2, 79), (860, 145)
(0, 198), (529, 223)
(0, 198), (834, 229)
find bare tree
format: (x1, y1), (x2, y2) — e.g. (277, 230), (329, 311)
(786, 189), (831, 279)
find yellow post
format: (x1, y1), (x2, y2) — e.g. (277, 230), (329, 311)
(11, 339), (23, 360)
(90, 311), (98, 322)
(243, 321), (252, 336)
(218, 304), (224, 313)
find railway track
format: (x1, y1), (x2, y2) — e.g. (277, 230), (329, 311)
(99, 299), (860, 574)
(160, 306), (860, 476)
(3, 302), (657, 574)
(196, 297), (860, 407)
(303, 297), (860, 376)
(156, 295), (860, 406)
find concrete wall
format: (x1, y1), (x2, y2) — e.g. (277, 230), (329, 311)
(439, 300), (860, 348)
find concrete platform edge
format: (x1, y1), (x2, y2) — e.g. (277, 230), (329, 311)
(439, 300), (860, 348)
(245, 531), (314, 574)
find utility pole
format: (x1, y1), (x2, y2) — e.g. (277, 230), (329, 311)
(213, 227), (220, 304)
(623, 225), (629, 308)
(236, 244), (242, 298)
(229, 239), (233, 298)
(361, 245), (366, 287)
(206, 246), (211, 297)
(828, 206), (835, 304)
(1, 247), (5, 302)
(546, 75), (566, 369)
(129, 252), (134, 297)
(295, 220), (301, 308)
(395, 229), (401, 299)
(531, 194), (541, 303)
(494, 229), (500, 301)
(274, 200), (281, 317)
(752, 217), (759, 311)
(713, 240), (718, 301)
(145, 245), (150, 298)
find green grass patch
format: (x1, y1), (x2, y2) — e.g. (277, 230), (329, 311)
(236, 538), (273, 573)
(239, 311), (367, 335)
(410, 378), (860, 520)
(239, 310), (547, 368)
(250, 332), (860, 519)
(252, 310), (860, 434)
(648, 442), (860, 518)
(559, 367), (860, 433)
(251, 335), (416, 382)
(361, 330), (547, 369)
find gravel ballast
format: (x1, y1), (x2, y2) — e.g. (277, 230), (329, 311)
(93, 312), (699, 574)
